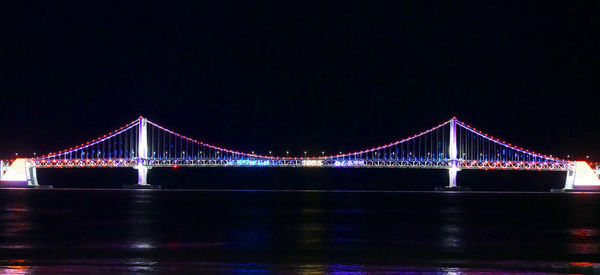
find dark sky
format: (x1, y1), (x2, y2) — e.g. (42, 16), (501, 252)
(1, 1), (599, 160)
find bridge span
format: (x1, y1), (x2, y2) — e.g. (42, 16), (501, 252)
(1, 117), (599, 191)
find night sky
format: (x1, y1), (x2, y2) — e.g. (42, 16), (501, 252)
(2, 1), (599, 162)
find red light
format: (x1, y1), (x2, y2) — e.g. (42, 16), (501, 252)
(173, 165), (178, 168)
(570, 262), (594, 267)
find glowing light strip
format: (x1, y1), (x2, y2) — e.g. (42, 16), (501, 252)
(455, 120), (563, 162)
(302, 160), (323, 166)
(334, 160), (366, 166)
(232, 160), (272, 166)
(39, 119), (140, 159)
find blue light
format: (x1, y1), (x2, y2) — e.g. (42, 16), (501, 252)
(235, 160), (271, 166)
(334, 160), (365, 167)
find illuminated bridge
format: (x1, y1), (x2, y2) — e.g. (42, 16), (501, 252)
(1, 117), (599, 191)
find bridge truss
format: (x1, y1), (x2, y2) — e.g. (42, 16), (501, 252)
(31, 158), (569, 171)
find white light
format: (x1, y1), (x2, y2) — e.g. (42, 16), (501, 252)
(132, 242), (153, 249)
(302, 160), (323, 166)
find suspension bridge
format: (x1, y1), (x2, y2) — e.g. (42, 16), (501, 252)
(1, 116), (599, 191)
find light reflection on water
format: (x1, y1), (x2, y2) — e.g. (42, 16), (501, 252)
(125, 258), (158, 273)
(569, 228), (599, 254)
(439, 196), (464, 252)
(0, 190), (599, 273)
(0, 259), (30, 275)
(1, 259), (599, 274)
(127, 192), (156, 251)
(1, 202), (32, 237)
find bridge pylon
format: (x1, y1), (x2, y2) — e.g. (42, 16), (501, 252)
(123, 117), (160, 189)
(436, 117), (469, 191)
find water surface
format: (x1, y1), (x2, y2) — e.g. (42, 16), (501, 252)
(0, 189), (599, 274)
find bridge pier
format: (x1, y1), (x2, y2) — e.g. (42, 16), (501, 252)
(448, 166), (458, 188)
(122, 166), (159, 189)
(28, 164), (38, 186)
(0, 158), (52, 188)
(436, 166), (469, 191)
(122, 117), (160, 189)
(138, 165), (148, 185)
(0, 160), (4, 181)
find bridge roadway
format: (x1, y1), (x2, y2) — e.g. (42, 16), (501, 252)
(31, 158), (570, 171)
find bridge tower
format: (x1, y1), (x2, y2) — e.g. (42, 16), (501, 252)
(436, 117), (469, 191)
(123, 117), (160, 189)
(448, 117), (458, 188)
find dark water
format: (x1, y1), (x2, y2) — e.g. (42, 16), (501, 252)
(1, 189), (599, 274)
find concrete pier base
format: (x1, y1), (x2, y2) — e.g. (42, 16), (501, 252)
(551, 186), (600, 193)
(435, 186), (471, 191)
(122, 184), (161, 190)
(0, 181), (53, 189)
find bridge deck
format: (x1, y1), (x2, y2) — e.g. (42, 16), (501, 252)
(31, 159), (570, 171)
